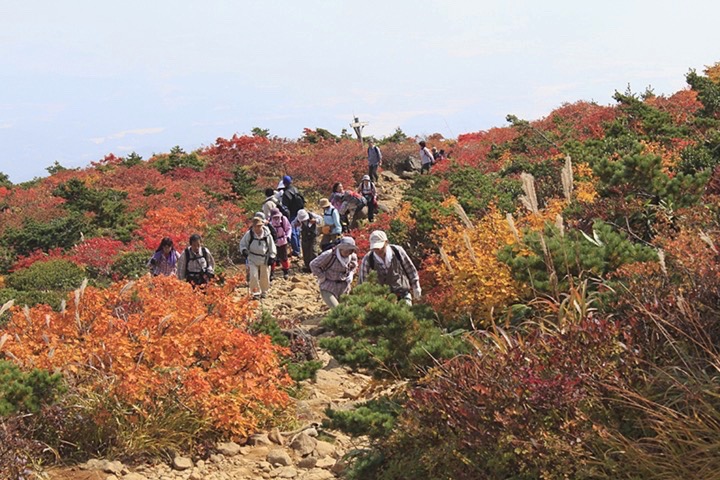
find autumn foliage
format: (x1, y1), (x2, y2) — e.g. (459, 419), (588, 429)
(1, 275), (290, 437)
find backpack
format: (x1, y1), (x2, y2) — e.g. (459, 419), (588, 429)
(184, 246), (209, 273)
(367, 245), (411, 279)
(277, 203), (291, 219)
(283, 187), (305, 216)
(271, 217), (287, 239)
(346, 190), (367, 207)
(249, 226), (273, 248)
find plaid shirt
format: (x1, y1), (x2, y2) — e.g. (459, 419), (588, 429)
(309, 248), (358, 298)
(359, 245), (419, 292)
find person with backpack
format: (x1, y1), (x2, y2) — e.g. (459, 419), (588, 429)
(269, 207), (292, 279)
(358, 174), (378, 223)
(239, 217), (277, 299)
(281, 175), (305, 257)
(294, 208), (322, 272)
(309, 236), (358, 309)
(339, 189), (367, 230)
(262, 187), (280, 220)
(319, 198), (342, 251)
(330, 182), (349, 232)
(177, 233), (216, 286)
(147, 237), (179, 276)
(359, 230), (421, 305)
(367, 140), (382, 183)
(419, 140), (434, 175)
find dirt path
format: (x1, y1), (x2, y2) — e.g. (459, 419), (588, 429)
(45, 171), (409, 480)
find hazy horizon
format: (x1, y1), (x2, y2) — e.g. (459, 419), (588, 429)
(1, 0), (719, 182)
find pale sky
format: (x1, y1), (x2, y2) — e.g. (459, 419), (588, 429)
(1, 0), (718, 182)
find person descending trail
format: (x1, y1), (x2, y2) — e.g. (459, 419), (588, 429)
(358, 174), (378, 223)
(310, 236), (358, 309)
(419, 140), (434, 175)
(319, 198), (342, 251)
(147, 237), (180, 277)
(339, 189), (367, 230)
(359, 230), (421, 305)
(269, 207), (292, 279)
(330, 182), (348, 232)
(178, 233), (216, 286)
(239, 217), (277, 299)
(262, 187), (280, 220)
(294, 208), (322, 273)
(367, 140), (382, 183)
(281, 175), (305, 257)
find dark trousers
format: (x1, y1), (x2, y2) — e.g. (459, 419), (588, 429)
(369, 163), (379, 183)
(301, 237), (316, 269)
(364, 195), (376, 222)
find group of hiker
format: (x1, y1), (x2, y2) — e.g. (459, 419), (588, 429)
(145, 140), (439, 306)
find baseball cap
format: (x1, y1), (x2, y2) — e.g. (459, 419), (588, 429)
(369, 230), (388, 249)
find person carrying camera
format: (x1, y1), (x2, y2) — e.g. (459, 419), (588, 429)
(177, 233), (216, 286)
(239, 216), (277, 299)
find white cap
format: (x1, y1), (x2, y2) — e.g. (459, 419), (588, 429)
(296, 209), (309, 222)
(277, 179), (286, 190)
(369, 230), (388, 249)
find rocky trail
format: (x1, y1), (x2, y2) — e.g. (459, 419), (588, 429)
(45, 171), (409, 480)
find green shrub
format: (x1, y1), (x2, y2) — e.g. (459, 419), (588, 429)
(286, 360), (323, 382)
(0, 361), (64, 416)
(111, 249), (152, 280)
(324, 396), (402, 440)
(0, 288), (64, 314)
(319, 280), (469, 378)
(7, 260), (85, 292)
(1, 214), (92, 256)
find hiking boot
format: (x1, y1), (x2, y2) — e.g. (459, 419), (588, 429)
(283, 270), (289, 280)
(260, 292), (267, 299)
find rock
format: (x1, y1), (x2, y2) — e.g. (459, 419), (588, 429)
(330, 458), (348, 474)
(313, 441), (336, 458)
(80, 459), (104, 470)
(209, 453), (224, 464)
(268, 427), (284, 446)
(216, 441), (242, 456)
(290, 432), (317, 457)
(248, 433), (272, 446)
(399, 170), (418, 180)
(103, 461), (125, 474)
(172, 455), (193, 471)
(189, 469), (203, 480)
(107, 475), (119, 480)
(122, 474), (148, 480)
(274, 466), (298, 478)
(297, 456), (318, 469)
(315, 456), (336, 469)
(300, 468), (335, 480)
(196, 459), (205, 469)
(258, 461), (273, 472)
(303, 427), (318, 438)
(267, 448), (292, 467)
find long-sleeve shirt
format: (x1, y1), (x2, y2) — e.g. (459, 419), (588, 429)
(367, 145), (382, 166)
(148, 250), (179, 276)
(177, 247), (215, 280)
(420, 147), (434, 166)
(270, 215), (292, 247)
(239, 226), (277, 266)
(359, 244), (419, 295)
(322, 207), (342, 235)
(310, 248), (358, 298)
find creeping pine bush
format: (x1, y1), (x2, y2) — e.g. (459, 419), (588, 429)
(319, 280), (469, 378)
(6, 259), (85, 292)
(0, 361), (64, 416)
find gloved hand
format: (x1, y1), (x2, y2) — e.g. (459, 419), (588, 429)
(266, 256), (275, 266)
(412, 284), (422, 300)
(240, 249), (249, 258)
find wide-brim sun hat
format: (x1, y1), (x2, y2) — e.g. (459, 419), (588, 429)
(252, 217), (265, 225)
(319, 198), (331, 208)
(369, 230), (388, 249)
(270, 207), (281, 217)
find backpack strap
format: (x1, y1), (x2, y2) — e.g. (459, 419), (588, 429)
(367, 245), (410, 279)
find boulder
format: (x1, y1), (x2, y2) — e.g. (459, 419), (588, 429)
(267, 449), (292, 467)
(289, 432), (317, 457)
(172, 456), (193, 471)
(268, 427), (284, 446)
(248, 433), (272, 446)
(315, 456), (336, 469)
(216, 441), (242, 456)
(313, 441), (336, 458)
(274, 466), (298, 478)
(297, 456), (318, 469)
(303, 427), (318, 438)
(122, 474), (147, 480)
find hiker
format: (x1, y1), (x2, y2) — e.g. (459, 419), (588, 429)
(262, 187), (280, 219)
(147, 237), (179, 277)
(177, 233), (216, 286)
(367, 140), (382, 183)
(319, 198), (342, 251)
(269, 207), (292, 279)
(281, 175), (305, 257)
(239, 217), (277, 299)
(419, 140), (434, 174)
(358, 174), (378, 223)
(294, 208), (322, 272)
(330, 182), (348, 232)
(339, 189), (367, 230)
(309, 236), (359, 309)
(359, 230), (421, 305)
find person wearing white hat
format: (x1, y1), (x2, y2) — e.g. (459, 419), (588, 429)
(309, 236), (359, 309)
(359, 230), (421, 305)
(293, 208), (322, 272)
(239, 217), (277, 299)
(358, 174), (378, 222)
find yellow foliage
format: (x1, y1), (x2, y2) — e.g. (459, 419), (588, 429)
(705, 62), (720, 83)
(573, 163), (597, 204)
(427, 204), (518, 324)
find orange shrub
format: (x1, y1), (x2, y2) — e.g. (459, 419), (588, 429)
(0, 275), (290, 437)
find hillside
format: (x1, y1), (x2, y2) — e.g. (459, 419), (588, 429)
(2, 63), (720, 479)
